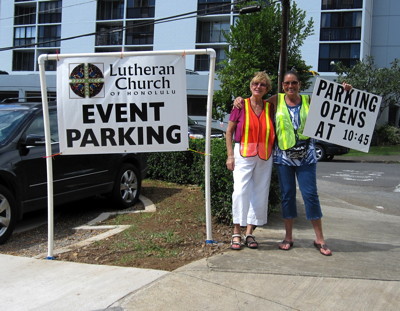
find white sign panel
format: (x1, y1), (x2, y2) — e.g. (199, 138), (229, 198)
(56, 54), (188, 154)
(303, 78), (381, 152)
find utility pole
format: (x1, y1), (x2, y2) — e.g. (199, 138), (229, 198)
(239, 0), (290, 92)
(278, 0), (290, 93)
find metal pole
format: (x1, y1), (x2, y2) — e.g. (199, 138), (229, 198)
(204, 49), (216, 244)
(38, 55), (55, 259)
(278, 0), (290, 93)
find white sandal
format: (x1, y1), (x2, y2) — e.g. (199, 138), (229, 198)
(230, 234), (242, 250)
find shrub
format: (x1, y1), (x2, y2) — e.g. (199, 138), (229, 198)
(146, 139), (280, 224)
(375, 125), (400, 145)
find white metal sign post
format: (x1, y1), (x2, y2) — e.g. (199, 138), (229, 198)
(38, 49), (217, 259)
(303, 78), (381, 152)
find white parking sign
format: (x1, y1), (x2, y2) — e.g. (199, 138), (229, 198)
(303, 78), (381, 152)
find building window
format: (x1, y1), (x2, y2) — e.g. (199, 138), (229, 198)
(320, 12), (362, 41)
(318, 43), (360, 72)
(197, 21), (229, 43)
(39, 1), (62, 24)
(14, 3), (36, 25)
(12, 50), (35, 71)
(38, 25), (61, 47)
(96, 23), (123, 45)
(97, 0), (124, 20)
(37, 50), (58, 71)
(198, 0), (232, 15)
(321, 0), (363, 10)
(125, 21), (154, 45)
(126, 0), (155, 18)
(14, 26), (36, 47)
(195, 47), (226, 71)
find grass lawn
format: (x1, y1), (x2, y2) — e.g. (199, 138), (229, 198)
(347, 145), (399, 156)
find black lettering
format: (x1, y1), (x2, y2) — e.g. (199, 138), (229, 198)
(66, 129), (81, 147)
(325, 123), (336, 140)
(82, 105), (95, 123)
(316, 79), (328, 96)
(96, 104), (114, 122)
(100, 128), (117, 146)
(115, 77), (126, 89)
(118, 127), (135, 145)
(339, 106), (349, 123)
(334, 85), (345, 102)
(129, 103), (148, 122)
(166, 125), (181, 143)
(347, 109), (358, 126)
(320, 101), (330, 117)
(358, 112), (366, 128)
(147, 126), (164, 144)
(314, 121), (325, 138)
(137, 127), (144, 145)
(81, 129), (99, 147)
(360, 93), (370, 110)
(149, 102), (164, 121)
(325, 83), (334, 100)
(343, 89), (354, 105)
(115, 103), (128, 122)
(330, 104), (341, 120)
(369, 96), (378, 112)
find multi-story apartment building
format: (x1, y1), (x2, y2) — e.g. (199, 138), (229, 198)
(0, 0), (398, 124)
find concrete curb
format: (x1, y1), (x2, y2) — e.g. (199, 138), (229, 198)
(33, 195), (156, 259)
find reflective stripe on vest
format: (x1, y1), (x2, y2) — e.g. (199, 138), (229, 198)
(275, 93), (310, 150)
(240, 98), (275, 160)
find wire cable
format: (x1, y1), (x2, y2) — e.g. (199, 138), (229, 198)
(0, 0), (250, 52)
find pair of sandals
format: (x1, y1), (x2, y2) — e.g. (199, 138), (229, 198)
(278, 240), (332, 256)
(231, 234), (258, 250)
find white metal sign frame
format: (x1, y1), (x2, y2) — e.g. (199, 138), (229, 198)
(38, 49), (216, 259)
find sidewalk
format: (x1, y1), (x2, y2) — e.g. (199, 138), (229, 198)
(1, 155), (399, 311)
(111, 191), (400, 311)
(336, 154), (400, 163)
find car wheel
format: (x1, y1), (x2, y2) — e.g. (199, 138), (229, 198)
(315, 144), (326, 161)
(111, 163), (141, 209)
(0, 185), (17, 244)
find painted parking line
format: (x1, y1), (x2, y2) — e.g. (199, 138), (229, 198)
(322, 169), (384, 182)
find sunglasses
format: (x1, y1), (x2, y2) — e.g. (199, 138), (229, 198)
(283, 81), (299, 86)
(252, 82), (267, 88)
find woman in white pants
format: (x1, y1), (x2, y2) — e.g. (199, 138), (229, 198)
(225, 71), (275, 250)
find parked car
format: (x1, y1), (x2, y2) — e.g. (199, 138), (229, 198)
(188, 117), (225, 139)
(0, 99), (147, 244)
(314, 139), (350, 161)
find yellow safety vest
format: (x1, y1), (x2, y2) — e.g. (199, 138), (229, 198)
(275, 93), (310, 150)
(240, 98), (275, 160)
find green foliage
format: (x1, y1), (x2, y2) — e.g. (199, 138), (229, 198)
(146, 139), (280, 224)
(213, 1), (314, 119)
(335, 56), (400, 120)
(375, 125), (400, 145)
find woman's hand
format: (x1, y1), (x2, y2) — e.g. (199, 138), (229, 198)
(342, 82), (352, 91)
(233, 97), (244, 109)
(226, 156), (235, 171)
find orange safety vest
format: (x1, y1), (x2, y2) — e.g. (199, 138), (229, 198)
(240, 98), (275, 160)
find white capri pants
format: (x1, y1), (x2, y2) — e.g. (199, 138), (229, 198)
(232, 143), (273, 226)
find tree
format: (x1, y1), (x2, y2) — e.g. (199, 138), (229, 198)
(213, 1), (314, 119)
(335, 56), (400, 121)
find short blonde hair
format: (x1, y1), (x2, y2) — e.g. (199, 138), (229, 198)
(250, 71), (272, 92)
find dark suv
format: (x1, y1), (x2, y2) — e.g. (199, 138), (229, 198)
(0, 99), (147, 244)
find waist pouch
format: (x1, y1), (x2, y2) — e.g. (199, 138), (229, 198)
(285, 139), (310, 159)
